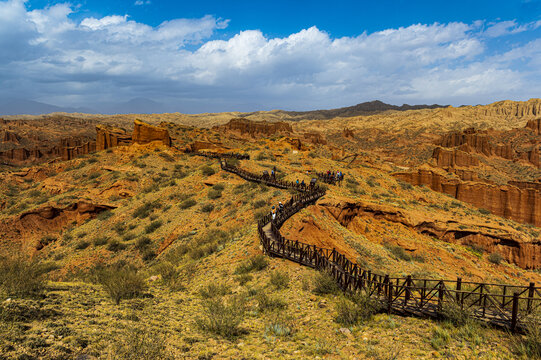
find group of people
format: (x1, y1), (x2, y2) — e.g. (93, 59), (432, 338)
(271, 201), (285, 220)
(322, 169), (344, 184)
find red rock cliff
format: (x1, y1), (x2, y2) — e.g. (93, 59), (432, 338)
(96, 125), (131, 151)
(215, 118), (293, 137)
(132, 119), (171, 146)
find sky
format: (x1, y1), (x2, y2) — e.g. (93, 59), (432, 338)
(1, 0), (541, 113)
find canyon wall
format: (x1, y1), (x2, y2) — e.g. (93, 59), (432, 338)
(132, 119), (171, 146)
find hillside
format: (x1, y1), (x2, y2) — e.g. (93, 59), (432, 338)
(0, 101), (540, 359)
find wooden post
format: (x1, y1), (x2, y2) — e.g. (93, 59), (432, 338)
(438, 281), (444, 312)
(527, 282), (535, 313)
(511, 292), (519, 332)
(387, 278), (393, 313)
(456, 277), (462, 304)
(405, 275), (412, 306)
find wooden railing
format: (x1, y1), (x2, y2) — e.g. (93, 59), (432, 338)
(218, 159), (540, 332)
(191, 150), (250, 160)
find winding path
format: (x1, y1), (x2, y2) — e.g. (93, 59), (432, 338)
(211, 155), (540, 332)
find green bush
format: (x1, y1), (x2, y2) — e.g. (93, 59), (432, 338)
(97, 210), (113, 221)
(235, 255), (269, 274)
(199, 283), (231, 299)
(154, 262), (184, 291)
(135, 236), (152, 250)
(256, 292), (287, 312)
(195, 297), (246, 339)
(93, 237), (109, 246)
(75, 241), (90, 250)
(107, 239), (126, 252)
(384, 243), (412, 261)
(145, 220), (163, 234)
(313, 271), (340, 295)
(334, 292), (382, 326)
(213, 184), (225, 191)
(95, 264), (147, 305)
(179, 198), (197, 209)
(0, 256), (48, 298)
(201, 166), (215, 176)
(488, 252), (503, 265)
(269, 271), (289, 289)
(201, 203), (214, 213)
(109, 327), (170, 359)
(207, 189), (222, 199)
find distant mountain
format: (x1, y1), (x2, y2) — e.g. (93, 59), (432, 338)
(275, 100), (447, 120)
(0, 99), (95, 116)
(103, 98), (167, 114)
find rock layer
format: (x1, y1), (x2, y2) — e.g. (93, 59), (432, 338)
(394, 169), (541, 227)
(321, 198), (541, 269)
(215, 118), (293, 137)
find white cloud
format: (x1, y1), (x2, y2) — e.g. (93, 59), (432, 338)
(0, 0), (539, 112)
(134, 0), (151, 6)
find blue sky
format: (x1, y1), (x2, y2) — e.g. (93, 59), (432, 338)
(1, 0), (541, 113)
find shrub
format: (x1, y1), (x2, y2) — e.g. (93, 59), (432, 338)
(264, 317), (294, 338)
(253, 199), (267, 209)
(145, 220), (163, 234)
(235, 255), (269, 274)
(154, 262), (184, 291)
(135, 236), (152, 250)
(269, 271), (289, 289)
(201, 203), (214, 213)
(0, 256), (48, 298)
(384, 243), (412, 261)
(195, 297), (246, 339)
(313, 271), (340, 295)
(179, 198), (197, 209)
(256, 292), (287, 312)
(431, 326), (451, 350)
(199, 283), (231, 299)
(236, 274), (253, 286)
(142, 250), (156, 262)
(478, 208), (491, 215)
(97, 210), (113, 221)
(513, 314), (541, 359)
(207, 189), (222, 199)
(334, 292), (382, 326)
(488, 252), (503, 265)
(93, 237), (109, 246)
(95, 264), (147, 305)
(107, 239), (126, 252)
(201, 166), (215, 176)
(213, 184), (225, 191)
(114, 223), (126, 235)
(109, 327), (170, 359)
(75, 241), (90, 250)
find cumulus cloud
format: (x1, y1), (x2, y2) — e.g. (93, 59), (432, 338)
(134, 0), (151, 5)
(0, 0), (539, 112)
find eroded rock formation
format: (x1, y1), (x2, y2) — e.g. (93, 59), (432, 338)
(215, 118), (293, 138)
(96, 125), (131, 151)
(320, 198), (541, 269)
(1, 130), (20, 143)
(394, 169), (541, 227)
(132, 119), (171, 146)
(432, 147), (479, 168)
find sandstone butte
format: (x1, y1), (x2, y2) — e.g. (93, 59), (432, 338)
(0, 119), (171, 164)
(213, 117), (327, 147)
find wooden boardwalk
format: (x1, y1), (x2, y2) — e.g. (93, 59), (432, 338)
(215, 156), (540, 332)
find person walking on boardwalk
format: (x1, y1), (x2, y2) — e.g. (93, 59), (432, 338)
(271, 205), (276, 220)
(278, 201), (284, 213)
(301, 179), (305, 189)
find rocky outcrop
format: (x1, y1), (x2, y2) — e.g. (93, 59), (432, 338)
(0, 130), (20, 143)
(526, 118), (541, 134)
(96, 125), (131, 151)
(215, 118), (293, 138)
(302, 131), (327, 145)
(320, 198), (541, 269)
(439, 128), (493, 156)
(343, 128), (355, 138)
(394, 169), (541, 227)
(432, 147), (479, 167)
(480, 99), (541, 118)
(438, 127), (538, 167)
(62, 141), (97, 161)
(132, 119), (171, 146)
(0, 148), (42, 162)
